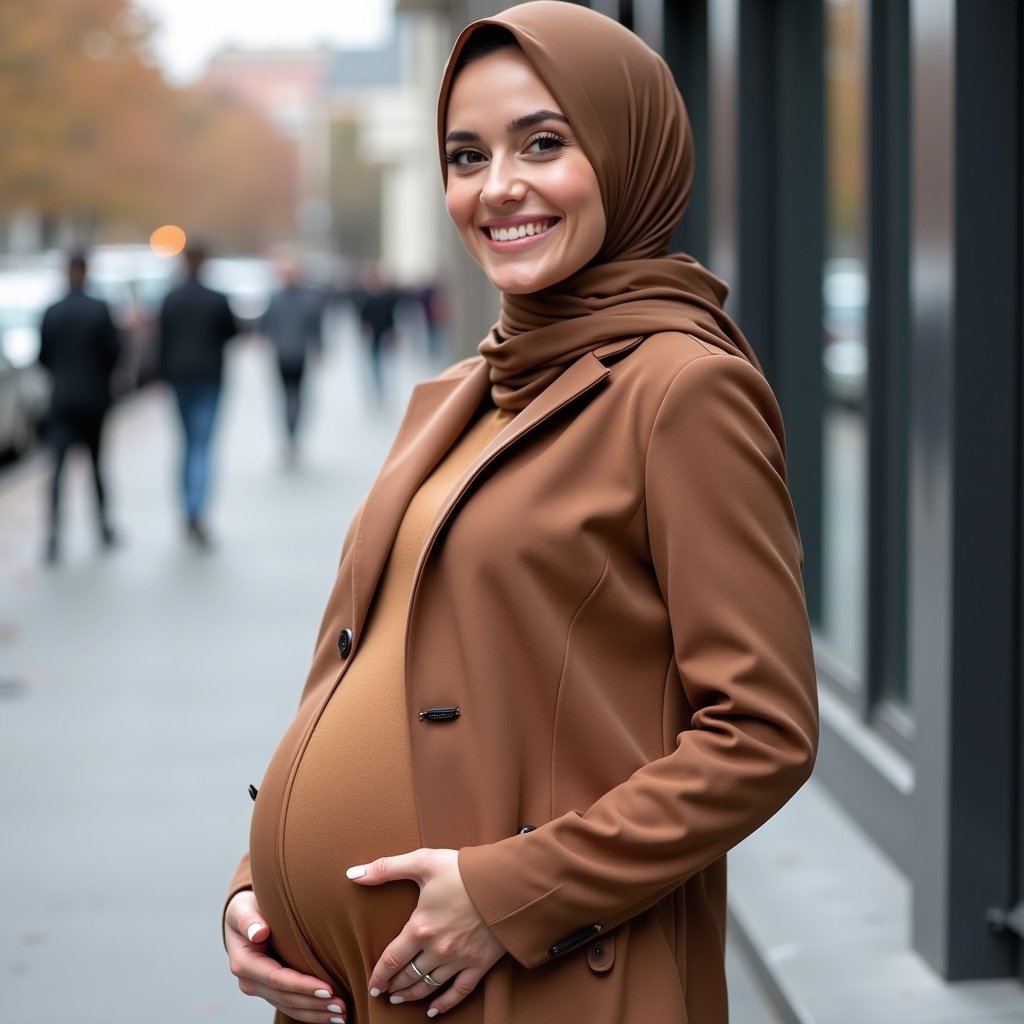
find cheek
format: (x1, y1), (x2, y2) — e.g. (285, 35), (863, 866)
(548, 165), (605, 251)
(445, 184), (475, 235)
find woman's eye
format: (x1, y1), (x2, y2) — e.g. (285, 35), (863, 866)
(445, 148), (486, 167)
(526, 132), (567, 155)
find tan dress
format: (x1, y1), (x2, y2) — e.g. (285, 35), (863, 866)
(248, 405), (514, 1024)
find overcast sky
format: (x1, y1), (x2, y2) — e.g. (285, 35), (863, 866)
(134, 0), (393, 82)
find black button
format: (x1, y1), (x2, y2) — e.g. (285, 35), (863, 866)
(591, 943), (605, 959)
(549, 924), (602, 958)
(337, 628), (353, 659)
(418, 706), (460, 722)
(518, 825), (536, 834)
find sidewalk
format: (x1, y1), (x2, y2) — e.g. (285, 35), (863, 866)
(0, 320), (783, 1024)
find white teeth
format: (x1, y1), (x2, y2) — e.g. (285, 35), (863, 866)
(489, 220), (551, 241)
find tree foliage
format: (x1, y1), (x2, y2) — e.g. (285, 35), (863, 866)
(0, 0), (298, 249)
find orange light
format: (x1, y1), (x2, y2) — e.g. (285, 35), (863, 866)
(150, 224), (187, 258)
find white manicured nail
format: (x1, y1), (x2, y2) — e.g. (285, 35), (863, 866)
(314, 989), (331, 998)
(330, 1018), (345, 1023)
(390, 995), (406, 1004)
(427, 1010), (440, 1018)
(246, 923), (263, 941)
(327, 1004), (343, 1012)
(345, 865), (366, 879)
(370, 988), (381, 998)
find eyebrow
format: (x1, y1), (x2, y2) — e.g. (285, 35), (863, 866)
(444, 109), (570, 145)
(506, 109), (569, 133)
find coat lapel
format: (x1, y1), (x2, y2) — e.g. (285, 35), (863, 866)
(350, 348), (614, 642)
(416, 350), (612, 577)
(349, 360), (490, 637)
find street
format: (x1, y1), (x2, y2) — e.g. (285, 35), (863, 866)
(0, 320), (782, 1023)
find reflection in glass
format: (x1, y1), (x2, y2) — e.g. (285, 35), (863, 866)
(820, 0), (867, 676)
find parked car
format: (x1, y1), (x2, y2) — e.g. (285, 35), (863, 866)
(0, 349), (42, 460)
(0, 268), (62, 436)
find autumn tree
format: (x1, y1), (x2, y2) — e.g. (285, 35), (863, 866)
(0, 0), (298, 251)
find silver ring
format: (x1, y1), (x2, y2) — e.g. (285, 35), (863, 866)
(408, 959), (426, 981)
(423, 972), (441, 990)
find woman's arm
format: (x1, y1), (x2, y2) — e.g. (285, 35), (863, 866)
(456, 352), (818, 968)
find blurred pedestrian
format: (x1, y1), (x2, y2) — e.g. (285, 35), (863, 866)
(354, 262), (400, 405)
(38, 250), (123, 564)
(261, 259), (323, 465)
(156, 244), (237, 548)
(416, 280), (450, 366)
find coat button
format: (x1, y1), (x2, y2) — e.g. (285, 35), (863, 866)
(337, 628), (353, 659)
(518, 825), (536, 834)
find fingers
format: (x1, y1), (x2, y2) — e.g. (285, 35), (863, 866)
(225, 890), (346, 1021)
(346, 848), (429, 887)
(426, 965), (490, 1017)
(353, 847), (505, 1012)
(385, 962), (489, 1018)
(385, 957), (454, 1005)
(239, 978), (348, 1023)
(225, 890), (269, 945)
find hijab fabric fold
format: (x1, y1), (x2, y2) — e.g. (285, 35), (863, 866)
(437, 0), (761, 411)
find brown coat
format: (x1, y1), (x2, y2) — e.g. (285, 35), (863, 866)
(231, 331), (818, 1023)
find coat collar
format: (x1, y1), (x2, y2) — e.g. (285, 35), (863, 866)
(349, 350), (613, 638)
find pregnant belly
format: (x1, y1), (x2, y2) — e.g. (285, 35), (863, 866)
(249, 674), (422, 997)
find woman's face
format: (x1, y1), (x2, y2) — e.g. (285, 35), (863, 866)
(443, 45), (606, 295)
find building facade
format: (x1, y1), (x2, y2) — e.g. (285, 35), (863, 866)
(401, 0), (1024, 1015)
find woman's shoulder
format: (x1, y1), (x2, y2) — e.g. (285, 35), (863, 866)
(612, 331), (755, 388)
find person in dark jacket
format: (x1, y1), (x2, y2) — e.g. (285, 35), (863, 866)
(354, 262), (401, 405)
(261, 259), (322, 464)
(38, 251), (122, 564)
(156, 244), (237, 547)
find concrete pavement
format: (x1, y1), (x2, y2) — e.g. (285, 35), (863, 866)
(0, 317), (783, 1023)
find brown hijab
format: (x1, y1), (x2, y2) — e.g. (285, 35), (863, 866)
(437, 0), (761, 410)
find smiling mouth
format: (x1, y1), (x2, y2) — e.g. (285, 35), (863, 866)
(485, 219), (557, 242)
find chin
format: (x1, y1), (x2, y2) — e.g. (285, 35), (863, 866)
(483, 265), (560, 295)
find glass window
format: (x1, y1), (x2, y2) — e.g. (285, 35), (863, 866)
(819, 0), (868, 677)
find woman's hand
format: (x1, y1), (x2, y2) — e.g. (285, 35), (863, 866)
(347, 848), (505, 1017)
(224, 889), (348, 1024)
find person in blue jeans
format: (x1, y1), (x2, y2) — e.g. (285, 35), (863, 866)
(156, 245), (237, 547)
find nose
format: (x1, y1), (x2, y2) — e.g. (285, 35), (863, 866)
(480, 156), (526, 206)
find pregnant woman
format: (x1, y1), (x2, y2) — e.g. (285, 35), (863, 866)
(223, 4), (818, 1023)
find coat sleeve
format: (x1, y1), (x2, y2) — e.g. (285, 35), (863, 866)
(458, 351), (819, 968)
(220, 294), (239, 343)
(155, 299), (170, 379)
(100, 303), (122, 373)
(38, 308), (54, 371)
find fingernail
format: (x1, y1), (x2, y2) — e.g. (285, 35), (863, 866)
(327, 1004), (343, 1012)
(370, 988), (382, 998)
(314, 989), (332, 998)
(330, 1018), (345, 1023)
(427, 1010), (440, 1018)
(390, 995), (406, 1004)
(246, 923), (263, 941)
(346, 865), (366, 879)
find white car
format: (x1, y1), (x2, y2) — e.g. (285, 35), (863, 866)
(0, 349), (41, 459)
(201, 256), (282, 332)
(0, 268), (62, 440)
